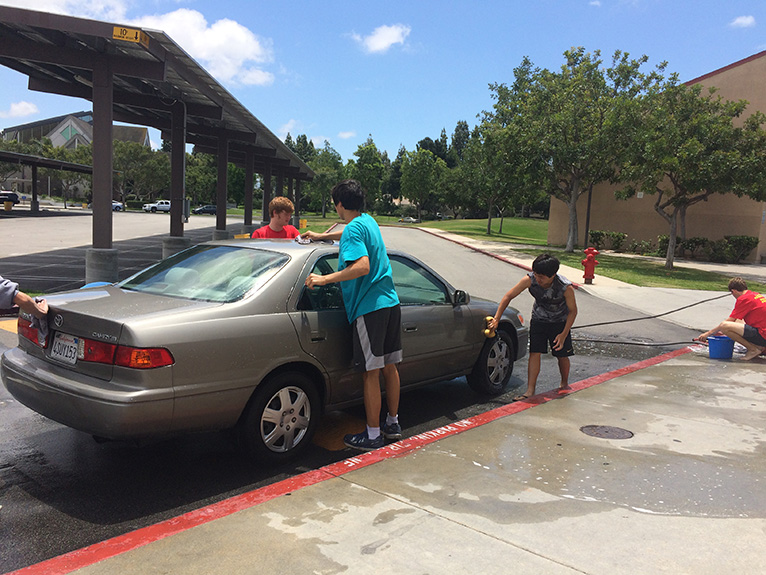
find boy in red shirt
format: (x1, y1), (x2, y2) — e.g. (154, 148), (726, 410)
(251, 196), (300, 239)
(697, 277), (766, 360)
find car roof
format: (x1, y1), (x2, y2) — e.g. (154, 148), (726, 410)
(202, 238), (338, 256)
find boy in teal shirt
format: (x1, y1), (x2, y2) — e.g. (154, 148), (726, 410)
(304, 180), (402, 451)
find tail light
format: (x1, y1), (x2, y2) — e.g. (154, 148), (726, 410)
(115, 346), (174, 369)
(80, 338), (173, 369)
(18, 318), (173, 369)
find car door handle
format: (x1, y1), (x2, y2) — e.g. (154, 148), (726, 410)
(402, 323), (418, 333)
(310, 331), (327, 342)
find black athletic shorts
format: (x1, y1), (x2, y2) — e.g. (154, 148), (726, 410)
(529, 319), (574, 357)
(743, 324), (766, 347)
(352, 304), (403, 372)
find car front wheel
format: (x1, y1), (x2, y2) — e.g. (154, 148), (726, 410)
(237, 371), (320, 461)
(468, 329), (515, 396)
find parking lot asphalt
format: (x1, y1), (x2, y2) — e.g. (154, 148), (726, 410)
(1, 207), (246, 292)
(3, 215), (765, 574)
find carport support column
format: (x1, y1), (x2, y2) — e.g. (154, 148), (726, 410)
(86, 57), (118, 285)
(169, 101), (187, 238)
(213, 135), (230, 240)
(292, 179), (302, 228)
(261, 159), (272, 226)
(164, 101), (191, 258)
(31, 165), (39, 213)
(242, 147), (256, 235)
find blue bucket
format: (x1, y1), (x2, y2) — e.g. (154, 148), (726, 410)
(708, 335), (734, 359)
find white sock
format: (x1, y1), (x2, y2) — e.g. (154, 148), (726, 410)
(367, 426), (380, 439)
(386, 413), (398, 425)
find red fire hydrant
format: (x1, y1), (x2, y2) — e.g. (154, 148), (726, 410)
(582, 247), (599, 284)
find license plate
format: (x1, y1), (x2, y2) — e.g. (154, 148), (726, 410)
(50, 332), (79, 365)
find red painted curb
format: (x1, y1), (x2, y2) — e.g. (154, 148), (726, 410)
(5, 346), (692, 575)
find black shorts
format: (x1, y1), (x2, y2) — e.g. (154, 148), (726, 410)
(529, 319), (574, 357)
(743, 324), (766, 347)
(352, 305), (403, 372)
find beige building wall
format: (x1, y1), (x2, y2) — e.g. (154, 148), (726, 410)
(548, 52), (766, 262)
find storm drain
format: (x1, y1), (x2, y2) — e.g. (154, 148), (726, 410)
(580, 425), (634, 439)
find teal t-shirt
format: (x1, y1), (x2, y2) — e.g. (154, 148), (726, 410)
(338, 213), (399, 322)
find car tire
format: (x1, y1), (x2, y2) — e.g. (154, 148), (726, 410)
(151, 207), (157, 212)
(237, 371), (321, 461)
(467, 329), (515, 396)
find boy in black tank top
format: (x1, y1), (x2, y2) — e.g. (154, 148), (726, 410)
(489, 254), (577, 401)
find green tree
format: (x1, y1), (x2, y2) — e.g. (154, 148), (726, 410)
(381, 146), (405, 211)
(618, 79), (766, 268)
(351, 136), (385, 211)
(185, 151), (217, 205)
(306, 141), (344, 217)
(49, 144), (92, 205)
(112, 141), (169, 201)
(283, 132), (295, 151)
(447, 120), (470, 168)
(227, 162), (246, 206)
(488, 48), (661, 251)
(401, 148), (447, 220)
(294, 134), (317, 163)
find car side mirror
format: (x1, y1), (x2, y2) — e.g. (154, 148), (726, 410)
(453, 290), (470, 306)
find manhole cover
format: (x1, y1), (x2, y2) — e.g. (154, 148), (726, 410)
(580, 425), (634, 439)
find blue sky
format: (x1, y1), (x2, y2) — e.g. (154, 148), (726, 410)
(1, 0), (765, 162)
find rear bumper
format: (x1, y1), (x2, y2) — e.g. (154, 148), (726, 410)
(1, 347), (174, 439)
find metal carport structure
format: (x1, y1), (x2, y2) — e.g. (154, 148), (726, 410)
(0, 6), (314, 283)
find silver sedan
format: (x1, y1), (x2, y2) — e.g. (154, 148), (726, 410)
(2, 239), (527, 461)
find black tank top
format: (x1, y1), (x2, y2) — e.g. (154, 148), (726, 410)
(528, 272), (571, 323)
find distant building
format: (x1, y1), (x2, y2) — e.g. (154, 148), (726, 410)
(1, 110), (150, 148)
(547, 52), (766, 263)
(1, 111), (150, 198)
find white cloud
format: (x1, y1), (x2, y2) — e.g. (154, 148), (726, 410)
(338, 131), (356, 139)
(730, 15), (756, 28)
(279, 119), (300, 139)
(1, 2), (275, 87)
(351, 24), (411, 54)
(131, 9), (274, 86)
(0, 0), (127, 21)
(0, 101), (39, 119)
(589, 1), (601, 6)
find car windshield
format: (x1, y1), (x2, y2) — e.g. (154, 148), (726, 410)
(118, 245), (289, 302)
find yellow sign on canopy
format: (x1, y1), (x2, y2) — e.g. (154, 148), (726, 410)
(112, 27), (149, 47)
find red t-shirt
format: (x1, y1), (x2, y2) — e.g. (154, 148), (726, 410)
(250, 225), (300, 239)
(730, 290), (766, 338)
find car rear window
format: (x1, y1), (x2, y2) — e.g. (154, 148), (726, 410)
(119, 245), (289, 302)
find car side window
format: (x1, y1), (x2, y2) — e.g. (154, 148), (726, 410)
(390, 256), (449, 305)
(298, 255), (345, 311)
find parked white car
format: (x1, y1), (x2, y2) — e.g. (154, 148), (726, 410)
(143, 200), (171, 213)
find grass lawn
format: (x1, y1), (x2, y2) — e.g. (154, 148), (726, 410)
(516, 248), (766, 293)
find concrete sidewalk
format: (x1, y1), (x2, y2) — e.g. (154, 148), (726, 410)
(12, 230), (766, 575)
(23, 350), (765, 575)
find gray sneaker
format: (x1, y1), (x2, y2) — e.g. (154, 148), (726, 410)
(381, 420), (402, 440)
(343, 431), (384, 451)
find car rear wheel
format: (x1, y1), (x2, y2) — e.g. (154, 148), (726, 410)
(237, 371), (320, 461)
(468, 330), (515, 396)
